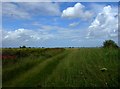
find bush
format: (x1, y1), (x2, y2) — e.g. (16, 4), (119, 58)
(20, 45), (26, 48)
(103, 40), (118, 48)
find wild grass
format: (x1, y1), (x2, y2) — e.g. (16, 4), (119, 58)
(2, 48), (119, 87)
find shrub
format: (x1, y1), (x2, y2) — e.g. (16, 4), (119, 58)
(103, 40), (118, 48)
(20, 45), (26, 48)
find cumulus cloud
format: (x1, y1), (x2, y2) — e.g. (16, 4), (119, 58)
(61, 3), (93, 20)
(2, 2), (30, 19)
(2, 28), (54, 47)
(2, 25), (87, 47)
(69, 22), (79, 27)
(20, 2), (61, 16)
(87, 5), (118, 39)
(2, 2), (61, 19)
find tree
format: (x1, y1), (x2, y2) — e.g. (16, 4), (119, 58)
(22, 45), (26, 48)
(103, 40), (118, 48)
(20, 45), (26, 48)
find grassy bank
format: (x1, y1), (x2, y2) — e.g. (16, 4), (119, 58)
(2, 48), (119, 87)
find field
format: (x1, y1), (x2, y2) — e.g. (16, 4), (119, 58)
(2, 48), (119, 87)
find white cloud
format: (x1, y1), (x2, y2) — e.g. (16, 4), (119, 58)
(69, 22), (79, 27)
(87, 5), (118, 39)
(20, 2), (61, 16)
(2, 25), (87, 47)
(2, 28), (54, 47)
(2, 2), (61, 19)
(61, 3), (93, 20)
(2, 2), (30, 19)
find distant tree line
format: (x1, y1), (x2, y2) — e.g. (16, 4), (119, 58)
(19, 45), (45, 48)
(19, 40), (119, 49)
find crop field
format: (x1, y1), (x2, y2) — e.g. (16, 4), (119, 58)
(2, 48), (119, 87)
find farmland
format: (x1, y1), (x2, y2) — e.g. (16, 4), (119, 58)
(2, 48), (119, 87)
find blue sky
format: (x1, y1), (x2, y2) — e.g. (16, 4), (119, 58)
(2, 2), (118, 47)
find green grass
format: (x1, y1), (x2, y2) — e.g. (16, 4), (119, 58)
(2, 48), (119, 87)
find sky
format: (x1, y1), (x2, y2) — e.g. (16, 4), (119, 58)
(1, 2), (119, 47)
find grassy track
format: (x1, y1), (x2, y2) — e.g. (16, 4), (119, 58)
(2, 48), (119, 87)
(45, 48), (119, 87)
